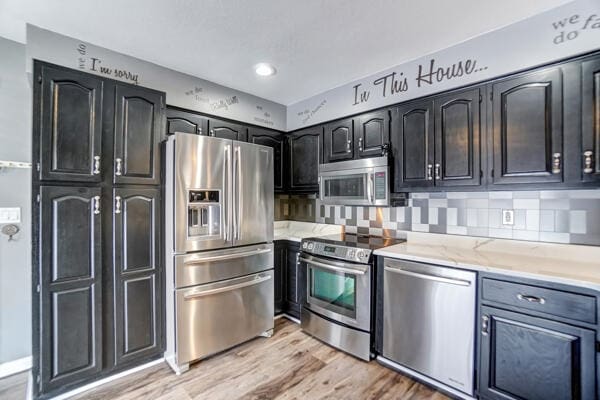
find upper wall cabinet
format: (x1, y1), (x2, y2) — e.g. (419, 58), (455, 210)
(248, 127), (285, 192)
(582, 56), (600, 183)
(166, 107), (208, 136)
(287, 126), (323, 193)
(207, 118), (248, 141)
(434, 88), (481, 187)
(324, 118), (354, 162)
(391, 100), (435, 190)
(38, 65), (104, 183)
(489, 67), (563, 186)
(113, 84), (165, 186)
(355, 110), (390, 159)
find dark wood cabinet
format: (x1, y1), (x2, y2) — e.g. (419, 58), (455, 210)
(113, 84), (164, 185)
(274, 241), (301, 319)
(391, 100), (434, 190)
(490, 68), (564, 185)
(434, 88), (481, 187)
(355, 110), (390, 158)
(582, 57), (600, 182)
(38, 64), (103, 183)
(112, 188), (162, 366)
(166, 107), (208, 136)
(287, 127), (323, 193)
(38, 186), (103, 394)
(324, 118), (354, 162)
(479, 306), (596, 400)
(207, 118), (247, 141)
(248, 127), (285, 192)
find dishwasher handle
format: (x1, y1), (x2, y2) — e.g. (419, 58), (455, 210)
(384, 266), (472, 287)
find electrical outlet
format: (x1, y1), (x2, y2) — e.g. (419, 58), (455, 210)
(0, 207), (20, 224)
(502, 209), (514, 226)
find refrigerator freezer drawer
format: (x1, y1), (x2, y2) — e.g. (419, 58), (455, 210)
(175, 270), (274, 366)
(382, 258), (476, 396)
(174, 243), (273, 288)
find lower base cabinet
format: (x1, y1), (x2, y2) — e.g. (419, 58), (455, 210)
(274, 240), (301, 319)
(478, 275), (598, 400)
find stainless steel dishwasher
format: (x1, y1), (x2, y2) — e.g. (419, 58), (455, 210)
(382, 258), (476, 396)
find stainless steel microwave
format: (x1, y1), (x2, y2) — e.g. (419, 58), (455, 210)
(318, 156), (389, 206)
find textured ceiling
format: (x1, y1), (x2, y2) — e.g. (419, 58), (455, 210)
(0, 0), (572, 105)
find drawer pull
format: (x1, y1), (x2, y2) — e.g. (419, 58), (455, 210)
(517, 294), (546, 304)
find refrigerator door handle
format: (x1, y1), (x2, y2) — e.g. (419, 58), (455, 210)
(224, 145), (231, 242)
(234, 146), (242, 241)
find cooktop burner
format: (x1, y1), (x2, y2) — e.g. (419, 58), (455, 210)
(301, 233), (405, 264)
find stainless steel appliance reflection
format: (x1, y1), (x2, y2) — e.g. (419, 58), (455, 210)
(164, 133), (274, 374)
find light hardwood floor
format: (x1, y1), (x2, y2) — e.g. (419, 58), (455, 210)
(1, 319), (450, 399)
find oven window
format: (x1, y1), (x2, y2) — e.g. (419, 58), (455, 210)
(323, 175), (365, 198)
(310, 268), (356, 311)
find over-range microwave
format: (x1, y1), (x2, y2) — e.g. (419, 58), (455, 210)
(318, 156), (389, 206)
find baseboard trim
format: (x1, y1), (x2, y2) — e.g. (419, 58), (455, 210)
(276, 313), (300, 324)
(0, 356), (32, 379)
(50, 358), (164, 400)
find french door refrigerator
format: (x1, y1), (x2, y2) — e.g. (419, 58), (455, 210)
(164, 132), (274, 374)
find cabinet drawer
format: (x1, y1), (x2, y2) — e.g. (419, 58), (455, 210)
(482, 278), (596, 324)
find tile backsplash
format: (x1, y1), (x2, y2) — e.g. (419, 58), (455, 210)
(316, 190), (600, 246)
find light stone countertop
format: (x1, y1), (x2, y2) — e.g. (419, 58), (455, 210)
(374, 232), (600, 291)
(274, 221), (342, 243)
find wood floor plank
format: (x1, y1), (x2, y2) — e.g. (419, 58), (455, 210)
(2, 319), (450, 400)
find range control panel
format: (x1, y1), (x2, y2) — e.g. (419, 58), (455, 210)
(300, 240), (371, 264)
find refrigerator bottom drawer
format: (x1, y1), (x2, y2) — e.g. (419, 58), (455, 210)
(175, 270), (274, 365)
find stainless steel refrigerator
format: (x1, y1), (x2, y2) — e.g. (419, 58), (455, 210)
(164, 132), (274, 374)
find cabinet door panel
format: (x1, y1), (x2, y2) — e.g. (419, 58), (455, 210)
(113, 188), (162, 365)
(273, 242), (287, 314)
(491, 69), (563, 185)
(39, 65), (103, 182)
(284, 245), (301, 318)
(391, 101), (434, 190)
(39, 186), (102, 393)
(288, 127), (323, 192)
(166, 108), (208, 136)
(356, 110), (390, 158)
(114, 84), (164, 185)
(324, 118), (354, 162)
(208, 118), (247, 141)
(479, 306), (595, 400)
(582, 57), (600, 182)
(434, 88), (481, 187)
(248, 128), (285, 192)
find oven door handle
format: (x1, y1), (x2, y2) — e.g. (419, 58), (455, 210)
(384, 266), (472, 286)
(183, 274), (271, 300)
(299, 257), (367, 275)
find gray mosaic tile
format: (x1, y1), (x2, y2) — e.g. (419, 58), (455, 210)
(513, 199), (540, 209)
(437, 208), (447, 227)
(526, 209), (540, 231)
(448, 199), (466, 208)
(412, 223), (430, 232)
(467, 227), (490, 237)
(447, 225), (468, 235)
(540, 210), (555, 232)
(489, 191), (513, 199)
(540, 198), (570, 210)
(447, 208), (458, 226)
(569, 210), (587, 234)
(568, 189), (600, 199)
(540, 190), (569, 199)
(489, 209), (502, 228)
(513, 209), (526, 230)
(429, 207), (439, 225)
(513, 191), (541, 199)
(467, 198), (489, 209)
(489, 199), (513, 209)
(412, 207), (421, 224)
(554, 210), (569, 233)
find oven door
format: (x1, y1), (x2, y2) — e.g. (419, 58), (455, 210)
(300, 253), (371, 331)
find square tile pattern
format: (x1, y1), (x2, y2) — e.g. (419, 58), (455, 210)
(311, 190), (600, 246)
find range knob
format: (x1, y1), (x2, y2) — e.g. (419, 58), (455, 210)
(356, 250), (366, 259)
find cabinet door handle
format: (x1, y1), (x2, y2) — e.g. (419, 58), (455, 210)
(358, 137), (363, 152)
(427, 164), (433, 181)
(210, 129), (215, 137)
(583, 151), (594, 174)
(517, 294), (546, 304)
(93, 196), (101, 215)
(93, 156), (101, 175)
(481, 315), (489, 336)
(346, 139), (352, 153)
(552, 153), (561, 174)
(435, 163), (441, 180)
(115, 196), (122, 214)
(115, 158), (123, 176)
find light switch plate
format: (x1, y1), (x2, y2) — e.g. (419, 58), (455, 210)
(502, 209), (514, 226)
(0, 207), (21, 224)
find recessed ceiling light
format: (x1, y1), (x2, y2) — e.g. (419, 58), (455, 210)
(255, 63), (276, 77)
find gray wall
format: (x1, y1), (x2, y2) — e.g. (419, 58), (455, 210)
(0, 37), (32, 364)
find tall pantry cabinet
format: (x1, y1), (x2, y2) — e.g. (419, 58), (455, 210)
(31, 61), (165, 399)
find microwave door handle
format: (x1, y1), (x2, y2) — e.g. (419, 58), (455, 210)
(367, 173), (374, 204)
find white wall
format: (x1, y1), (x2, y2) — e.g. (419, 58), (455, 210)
(0, 37), (32, 364)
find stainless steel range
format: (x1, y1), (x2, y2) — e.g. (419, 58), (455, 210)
(299, 233), (404, 361)
(164, 132), (274, 374)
